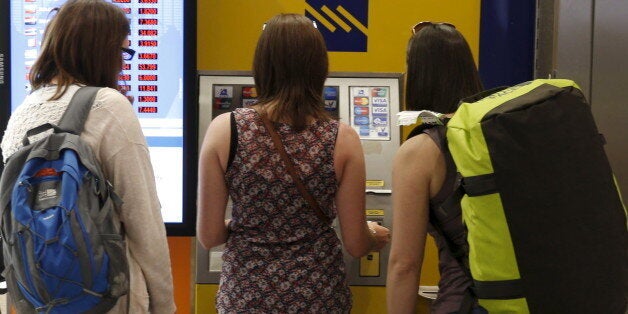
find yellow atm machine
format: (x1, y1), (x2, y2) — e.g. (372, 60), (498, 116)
(196, 71), (403, 313)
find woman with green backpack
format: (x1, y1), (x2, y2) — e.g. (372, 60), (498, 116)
(386, 22), (484, 314)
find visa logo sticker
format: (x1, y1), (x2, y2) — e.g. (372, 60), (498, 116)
(372, 97), (388, 107)
(325, 100), (338, 110)
(242, 99), (258, 107)
(305, 0), (369, 52)
(372, 106), (388, 115)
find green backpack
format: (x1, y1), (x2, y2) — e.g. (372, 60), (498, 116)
(446, 79), (627, 313)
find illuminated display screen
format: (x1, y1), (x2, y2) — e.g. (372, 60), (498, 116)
(2, 0), (196, 234)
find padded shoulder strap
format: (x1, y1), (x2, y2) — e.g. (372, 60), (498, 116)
(58, 86), (102, 135)
(406, 118), (450, 141)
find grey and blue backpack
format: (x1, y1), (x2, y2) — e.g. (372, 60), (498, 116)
(0, 87), (129, 313)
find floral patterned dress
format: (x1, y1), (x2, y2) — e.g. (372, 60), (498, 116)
(216, 108), (351, 313)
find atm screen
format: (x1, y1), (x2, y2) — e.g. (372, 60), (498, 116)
(0, 0), (198, 235)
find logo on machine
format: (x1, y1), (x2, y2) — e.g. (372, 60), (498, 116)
(305, 0), (369, 52)
(371, 87), (387, 97)
(372, 116), (388, 126)
(354, 106), (369, 115)
(324, 100), (338, 111)
(214, 85), (233, 109)
(359, 126), (370, 136)
(353, 97), (369, 106)
(354, 115), (369, 125)
(371, 97), (388, 107)
(242, 86), (257, 98)
(324, 86), (338, 100)
(372, 106), (388, 115)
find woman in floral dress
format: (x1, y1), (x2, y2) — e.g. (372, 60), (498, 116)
(196, 14), (390, 313)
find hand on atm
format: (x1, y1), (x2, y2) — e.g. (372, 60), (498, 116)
(367, 221), (391, 251)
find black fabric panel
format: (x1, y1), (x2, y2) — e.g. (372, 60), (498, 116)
(473, 279), (524, 299)
(462, 174), (498, 196)
(227, 112), (237, 169)
(481, 88), (627, 313)
(406, 123), (437, 141)
(482, 83), (567, 121)
(460, 86), (509, 104)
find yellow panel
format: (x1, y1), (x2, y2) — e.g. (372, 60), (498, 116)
(359, 252), (381, 277)
(349, 286), (386, 313)
(366, 179), (385, 187)
(365, 209), (385, 216)
(420, 235), (440, 285)
(198, 1), (481, 74)
(197, 1), (305, 70)
(195, 284), (219, 314)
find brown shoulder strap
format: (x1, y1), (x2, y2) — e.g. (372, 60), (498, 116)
(260, 114), (331, 224)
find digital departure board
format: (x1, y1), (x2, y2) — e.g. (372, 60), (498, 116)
(1, 0), (198, 235)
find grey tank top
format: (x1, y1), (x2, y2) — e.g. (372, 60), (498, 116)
(421, 126), (472, 314)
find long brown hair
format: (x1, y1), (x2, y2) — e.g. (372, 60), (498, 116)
(29, 0), (130, 100)
(253, 14), (330, 131)
(405, 24), (483, 113)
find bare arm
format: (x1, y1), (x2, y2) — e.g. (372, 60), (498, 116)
(334, 123), (390, 258)
(387, 134), (444, 314)
(197, 112), (232, 249)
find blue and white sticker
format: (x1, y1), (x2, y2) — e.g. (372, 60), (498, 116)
(372, 116), (388, 126)
(353, 88), (369, 97)
(354, 115), (370, 125)
(325, 100), (338, 110)
(324, 86), (338, 100)
(359, 126), (371, 136)
(214, 86), (233, 98)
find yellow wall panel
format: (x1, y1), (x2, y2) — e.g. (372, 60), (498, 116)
(196, 284), (219, 314)
(197, 0), (481, 74)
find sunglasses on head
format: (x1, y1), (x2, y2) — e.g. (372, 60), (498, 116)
(411, 21), (455, 35)
(262, 20), (318, 30)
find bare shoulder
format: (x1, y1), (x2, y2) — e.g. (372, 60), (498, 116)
(208, 112), (231, 129)
(201, 112), (232, 158)
(336, 122), (360, 144)
(395, 133), (441, 165)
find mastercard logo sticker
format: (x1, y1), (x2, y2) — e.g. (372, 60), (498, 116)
(353, 97), (369, 106)
(242, 86), (257, 98)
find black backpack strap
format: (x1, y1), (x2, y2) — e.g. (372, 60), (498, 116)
(58, 86), (102, 135)
(429, 186), (476, 314)
(406, 117), (450, 141)
(409, 118), (480, 313)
